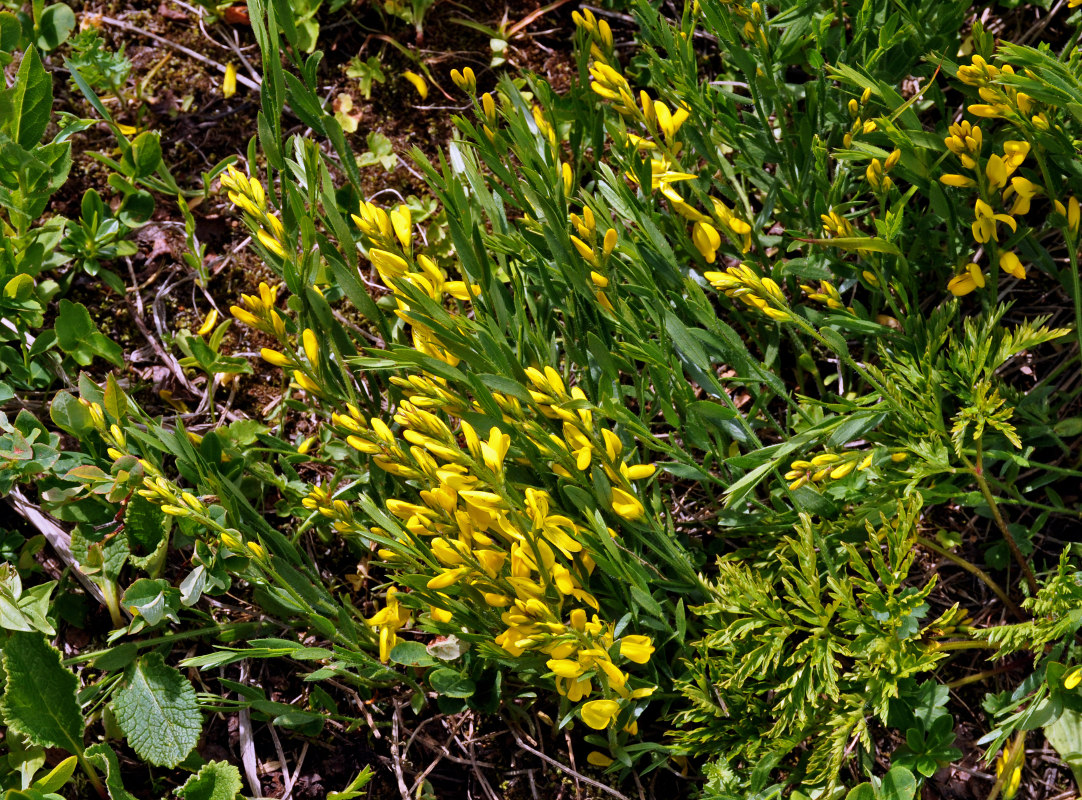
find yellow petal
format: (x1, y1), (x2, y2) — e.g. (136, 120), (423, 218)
(223, 63), (237, 99)
(403, 70), (428, 100)
(196, 308), (218, 336)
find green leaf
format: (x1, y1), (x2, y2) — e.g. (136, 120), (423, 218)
(49, 390), (92, 437)
(124, 493), (167, 567)
(428, 667), (475, 698)
(85, 743), (139, 800)
(845, 785), (875, 800)
(31, 755), (77, 793)
(174, 761), (243, 800)
(113, 653), (201, 767)
(34, 4), (75, 50)
(54, 299), (123, 367)
(0, 632), (85, 753)
(1046, 708), (1082, 789)
(10, 47), (52, 148)
(121, 578), (179, 627)
(879, 766), (916, 800)
(390, 641), (437, 667)
(803, 235), (901, 255)
(327, 767), (374, 800)
(122, 131), (161, 179)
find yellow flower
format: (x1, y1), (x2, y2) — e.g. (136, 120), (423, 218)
(369, 248), (410, 279)
(548, 659), (585, 678)
(256, 227), (287, 258)
(692, 222), (721, 263)
(971, 199), (1016, 244)
(581, 698), (621, 730)
(602, 228), (617, 256)
(261, 348), (293, 367)
(619, 635), (654, 664)
(389, 205), (412, 250)
(996, 749), (1023, 800)
(1004, 176), (1039, 215)
(402, 70), (428, 100)
(947, 262), (985, 297)
(480, 427), (510, 474)
(587, 751), (614, 767)
(1065, 667), (1082, 690)
(302, 328), (319, 366)
(450, 67), (476, 93)
(1002, 140), (1029, 172)
(999, 251), (1026, 280)
(985, 154), (1008, 190)
(610, 486), (645, 521)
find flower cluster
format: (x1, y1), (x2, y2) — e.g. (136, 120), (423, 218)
(956, 55), (1045, 128)
(238, 193), (663, 732)
(938, 118), (1035, 295)
(842, 87), (877, 148)
(574, 11), (754, 259)
(703, 264), (791, 321)
(220, 166), (292, 259)
(303, 373), (658, 729)
(569, 206), (619, 310)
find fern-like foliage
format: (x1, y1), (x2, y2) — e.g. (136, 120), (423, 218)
(979, 547), (1082, 658)
(671, 498), (949, 791)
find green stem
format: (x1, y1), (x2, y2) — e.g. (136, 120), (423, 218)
(76, 751), (106, 799)
(62, 621), (273, 666)
(933, 639), (998, 652)
(945, 664), (1017, 690)
(968, 445), (1039, 596)
(916, 536), (1024, 620)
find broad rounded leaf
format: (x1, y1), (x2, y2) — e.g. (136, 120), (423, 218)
(427, 667), (476, 698)
(34, 3), (74, 50)
(0, 632), (84, 753)
(175, 760), (243, 800)
(113, 653), (201, 768)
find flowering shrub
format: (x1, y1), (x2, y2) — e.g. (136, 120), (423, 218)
(10, 0), (1082, 796)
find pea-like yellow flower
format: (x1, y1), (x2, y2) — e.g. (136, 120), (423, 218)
(692, 221), (721, 263)
(402, 70), (428, 100)
(196, 308), (218, 336)
(947, 262), (985, 297)
(971, 198), (1016, 244)
(1004, 176), (1039, 215)
(450, 67), (476, 93)
(302, 328), (319, 366)
(367, 586), (412, 663)
(999, 251), (1026, 280)
(610, 486), (645, 521)
(369, 248), (410, 279)
(581, 698), (621, 730)
(996, 749), (1022, 800)
(1065, 667), (1082, 690)
(619, 635), (654, 664)
(587, 752), (614, 767)
(261, 347), (293, 367)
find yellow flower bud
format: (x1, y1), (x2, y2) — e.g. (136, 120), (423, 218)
(302, 328), (319, 366)
(222, 63), (237, 99)
(261, 348), (293, 367)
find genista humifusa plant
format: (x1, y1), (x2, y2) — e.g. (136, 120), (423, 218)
(7, 0), (1082, 796)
